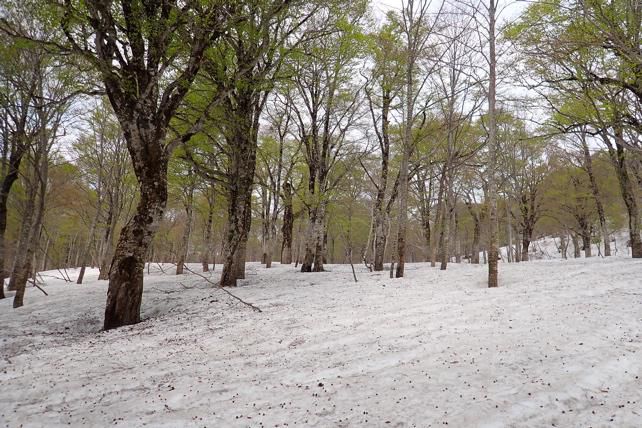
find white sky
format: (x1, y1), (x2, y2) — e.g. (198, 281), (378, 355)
(372, 0), (527, 22)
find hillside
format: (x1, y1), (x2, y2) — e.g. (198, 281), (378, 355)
(1, 256), (641, 427)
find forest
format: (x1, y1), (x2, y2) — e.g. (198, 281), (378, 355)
(1, 0), (640, 324)
(1, 0), (641, 426)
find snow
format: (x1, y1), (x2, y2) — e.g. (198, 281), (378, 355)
(1, 256), (641, 427)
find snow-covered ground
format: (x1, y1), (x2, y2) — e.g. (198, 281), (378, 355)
(1, 256), (641, 427)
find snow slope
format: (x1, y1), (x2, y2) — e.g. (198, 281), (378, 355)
(1, 257), (641, 427)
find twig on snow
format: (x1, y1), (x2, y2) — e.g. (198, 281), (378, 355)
(28, 279), (49, 296)
(182, 264), (262, 313)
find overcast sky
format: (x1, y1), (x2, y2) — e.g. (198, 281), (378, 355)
(371, 0), (527, 23)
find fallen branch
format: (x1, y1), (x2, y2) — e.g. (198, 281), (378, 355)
(182, 264), (262, 313)
(28, 279), (48, 296)
(156, 263), (168, 274)
(57, 268), (72, 283)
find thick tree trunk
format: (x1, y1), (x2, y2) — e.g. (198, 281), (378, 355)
(301, 202), (327, 273)
(220, 93), (258, 286)
(0, 148), (26, 298)
(582, 232), (592, 258)
(281, 182), (294, 264)
(521, 238), (530, 262)
(603, 129), (642, 257)
(103, 149), (168, 330)
(220, 189), (252, 287)
(301, 207), (317, 272)
(571, 233), (581, 258)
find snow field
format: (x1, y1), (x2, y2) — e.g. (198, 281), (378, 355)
(1, 256), (641, 427)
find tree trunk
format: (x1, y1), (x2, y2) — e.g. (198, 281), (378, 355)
(98, 204), (117, 280)
(220, 93), (258, 286)
(310, 204), (326, 272)
(77, 201), (102, 284)
(603, 129), (641, 258)
(487, 0), (499, 288)
(571, 233), (581, 258)
(582, 232), (592, 258)
(281, 183), (294, 264)
(176, 185), (194, 275)
(8, 173), (38, 292)
(202, 192), (214, 272)
(580, 130), (610, 256)
(14, 145), (48, 308)
(373, 205), (387, 271)
(103, 147), (168, 330)
(220, 188), (252, 287)
(0, 146), (27, 298)
(521, 237), (530, 262)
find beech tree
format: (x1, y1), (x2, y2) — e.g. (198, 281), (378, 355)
(288, 2), (368, 273)
(1, 1), (234, 327)
(363, 19), (405, 272)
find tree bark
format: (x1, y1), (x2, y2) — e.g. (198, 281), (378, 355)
(202, 189), (215, 272)
(103, 135), (169, 330)
(579, 130), (610, 256)
(176, 184), (194, 275)
(487, 0), (499, 287)
(281, 182), (294, 264)
(0, 143), (27, 298)
(602, 129), (642, 257)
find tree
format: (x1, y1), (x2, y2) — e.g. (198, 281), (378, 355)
(2, 1), (233, 327)
(393, 0), (444, 278)
(363, 19), (405, 271)
(288, 3), (368, 273)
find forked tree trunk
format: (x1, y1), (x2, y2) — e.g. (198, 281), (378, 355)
(103, 150), (168, 330)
